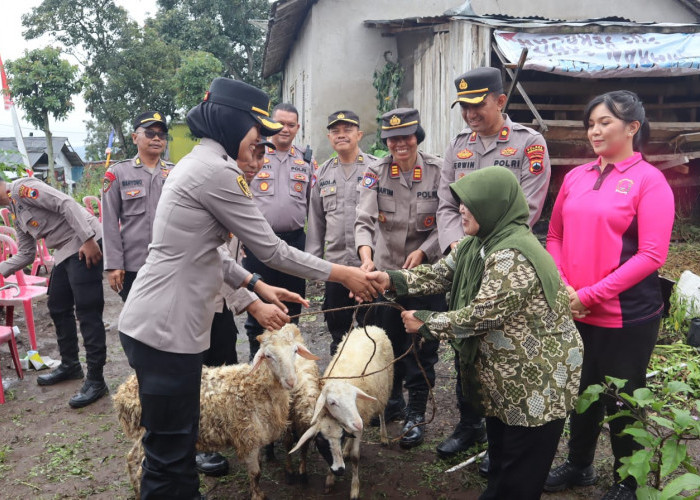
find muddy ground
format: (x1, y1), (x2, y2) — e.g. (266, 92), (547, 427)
(0, 277), (694, 500)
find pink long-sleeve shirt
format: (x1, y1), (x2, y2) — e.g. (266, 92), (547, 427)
(547, 152), (674, 328)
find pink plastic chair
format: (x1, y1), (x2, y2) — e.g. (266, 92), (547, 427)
(0, 321), (23, 404)
(0, 208), (11, 226)
(31, 239), (54, 276)
(0, 226), (49, 286)
(0, 234), (48, 351)
(83, 195), (102, 222)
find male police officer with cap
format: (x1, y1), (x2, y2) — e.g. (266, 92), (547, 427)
(435, 67), (551, 460)
(244, 102), (316, 357)
(306, 110), (376, 355)
(102, 111), (174, 301)
(0, 176), (107, 408)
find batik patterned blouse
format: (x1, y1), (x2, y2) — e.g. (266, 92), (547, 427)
(388, 248), (583, 426)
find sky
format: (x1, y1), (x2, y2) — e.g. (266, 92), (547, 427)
(0, 0), (159, 152)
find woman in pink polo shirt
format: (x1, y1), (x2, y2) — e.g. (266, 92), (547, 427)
(545, 90), (674, 500)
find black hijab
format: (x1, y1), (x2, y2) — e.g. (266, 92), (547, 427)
(186, 101), (257, 160)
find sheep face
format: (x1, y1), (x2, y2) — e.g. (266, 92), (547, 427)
(319, 381), (378, 433)
(252, 328), (319, 390)
(314, 417), (349, 476)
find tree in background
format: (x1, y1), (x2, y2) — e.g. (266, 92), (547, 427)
(149, 0), (270, 87)
(175, 51), (224, 113)
(5, 47), (82, 186)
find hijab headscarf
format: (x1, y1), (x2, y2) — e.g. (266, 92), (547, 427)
(186, 101), (257, 160)
(448, 166), (562, 411)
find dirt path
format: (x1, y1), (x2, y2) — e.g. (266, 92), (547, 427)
(0, 280), (629, 499)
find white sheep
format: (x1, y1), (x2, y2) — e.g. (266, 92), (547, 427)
(290, 325), (393, 500)
(113, 325), (319, 500)
(283, 324), (321, 484)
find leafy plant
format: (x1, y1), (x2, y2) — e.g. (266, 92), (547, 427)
(371, 53), (404, 153)
(577, 376), (700, 498)
(662, 288), (698, 342)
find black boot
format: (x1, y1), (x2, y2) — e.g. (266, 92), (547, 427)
(69, 378), (108, 408)
(399, 390), (428, 449)
(37, 362), (84, 386)
(436, 419), (487, 458)
(196, 452), (229, 477)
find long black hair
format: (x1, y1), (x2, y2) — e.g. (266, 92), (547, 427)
(583, 90), (650, 153)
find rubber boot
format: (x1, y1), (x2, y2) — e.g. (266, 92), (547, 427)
(399, 390), (428, 449)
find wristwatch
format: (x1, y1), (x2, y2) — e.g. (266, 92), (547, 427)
(247, 273), (262, 291)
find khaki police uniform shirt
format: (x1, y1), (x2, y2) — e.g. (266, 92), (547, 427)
(118, 138), (332, 354)
(101, 156), (175, 272)
(437, 114), (551, 252)
(0, 177), (101, 277)
(214, 236), (258, 314)
(248, 145), (316, 233)
(355, 151), (443, 271)
(306, 151), (376, 266)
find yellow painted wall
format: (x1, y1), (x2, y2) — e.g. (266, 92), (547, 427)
(167, 123), (200, 163)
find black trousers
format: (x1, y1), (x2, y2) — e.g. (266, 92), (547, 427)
(243, 228), (306, 357)
(568, 318), (660, 480)
(203, 301), (238, 366)
(452, 352), (486, 425)
(480, 417), (565, 500)
(323, 281), (368, 355)
(118, 270), (139, 302)
(47, 245), (105, 380)
(120, 332), (203, 500)
(369, 294), (446, 394)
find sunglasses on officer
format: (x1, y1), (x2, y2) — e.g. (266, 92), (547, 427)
(140, 128), (167, 140)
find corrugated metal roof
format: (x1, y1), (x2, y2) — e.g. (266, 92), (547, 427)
(261, 0), (318, 78)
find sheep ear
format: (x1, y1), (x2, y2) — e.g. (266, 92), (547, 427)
(289, 424), (317, 454)
(250, 349), (265, 373)
(354, 387), (378, 402)
(310, 391), (327, 425)
(296, 343), (320, 361)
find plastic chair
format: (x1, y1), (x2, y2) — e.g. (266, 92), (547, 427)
(0, 208), (11, 226)
(0, 235), (48, 351)
(0, 226), (49, 286)
(31, 239), (54, 276)
(0, 322), (23, 404)
(83, 196), (102, 222)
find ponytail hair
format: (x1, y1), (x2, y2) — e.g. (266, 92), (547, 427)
(583, 90), (650, 153)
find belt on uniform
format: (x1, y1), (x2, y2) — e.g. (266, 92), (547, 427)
(274, 228), (305, 241)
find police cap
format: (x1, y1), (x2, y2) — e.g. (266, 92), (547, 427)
(451, 67), (504, 108)
(327, 110), (360, 129)
(133, 111), (168, 132)
(380, 108), (425, 143)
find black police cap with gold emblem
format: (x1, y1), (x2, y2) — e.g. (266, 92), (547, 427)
(451, 67), (504, 108)
(133, 111), (168, 132)
(202, 77), (283, 136)
(327, 110), (360, 129)
(380, 108), (425, 143)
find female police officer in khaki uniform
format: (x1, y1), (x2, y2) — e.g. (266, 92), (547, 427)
(118, 78), (377, 499)
(355, 108), (446, 449)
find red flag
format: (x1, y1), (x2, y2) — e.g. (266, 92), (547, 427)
(0, 53), (13, 110)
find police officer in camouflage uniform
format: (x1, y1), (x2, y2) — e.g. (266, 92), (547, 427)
(435, 67), (551, 460)
(355, 108), (446, 449)
(102, 111), (174, 301)
(0, 176), (107, 408)
(306, 110), (376, 355)
(244, 102), (316, 357)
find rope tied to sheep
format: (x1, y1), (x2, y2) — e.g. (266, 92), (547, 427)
(290, 300), (437, 443)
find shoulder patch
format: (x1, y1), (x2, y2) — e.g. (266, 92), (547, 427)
(103, 171), (117, 192)
(361, 172), (379, 189)
(18, 185), (39, 199)
(525, 145), (546, 175)
(237, 175), (253, 198)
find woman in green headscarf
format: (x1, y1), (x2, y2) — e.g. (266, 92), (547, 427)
(369, 166), (583, 500)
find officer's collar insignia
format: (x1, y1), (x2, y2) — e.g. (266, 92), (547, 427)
(389, 115), (401, 127)
(333, 157), (339, 165)
(457, 149), (473, 159)
(263, 157), (270, 164)
(203, 91), (210, 101)
(267, 147), (274, 154)
(160, 160), (166, 167)
(290, 146), (296, 156)
(498, 126), (510, 142)
(468, 132), (477, 143)
(135, 157), (141, 165)
(237, 175), (253, 198)
(358, 155), (364, 163)
(161, 168), (171, 179)
(390, 164), (399, 178)
(412, 166), (422, 182)
(458, 79), (468, 90)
